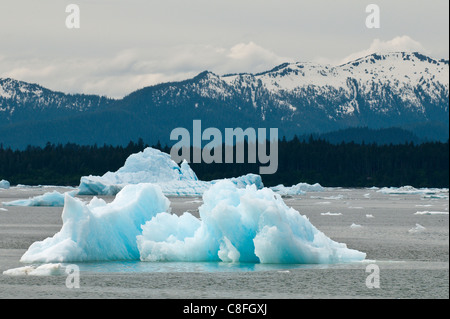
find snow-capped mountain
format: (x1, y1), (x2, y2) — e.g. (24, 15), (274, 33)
(0, 52), (448, 148)
(0, 78), (111, 124)
(222, 52), (448, 119)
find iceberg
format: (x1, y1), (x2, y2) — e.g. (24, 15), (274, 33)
(138, 182), (365, 263)
(0, 179), (10, 189)
(20, 184), (171, 263)
(2, 190), (78, 207)
(78, 147), (263, 196)
(21, 180), (366, 264)
(270, 182), (325, 196)
(377, 186), (449, 195)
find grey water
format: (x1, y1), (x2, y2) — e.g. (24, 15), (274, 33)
(0, 186), (448, 299)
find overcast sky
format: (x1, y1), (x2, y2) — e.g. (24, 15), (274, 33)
(0, 0), (448, 98)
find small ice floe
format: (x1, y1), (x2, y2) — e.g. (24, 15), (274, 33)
(0, 207), (7, 211)
(378, 186), (448, 196)
(408, 224), (426, 234)
(271, 182), (324, 196)
(311, 195), (344, 200)
(186, 199), (203, 204)
(414, 211), (449, 215)
(348, 206), (364, 209)
(423, 194), (449, 200)
(321, 212), (342, 216)
(366, 214), (374, 218)
(315, 201), (332, 205)
(2, 190), (78, 207)
(3, 263), (65, 276)
(350, 223), (362, 229)
(363, 193), (371, 198)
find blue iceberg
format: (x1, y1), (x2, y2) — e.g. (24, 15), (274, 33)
(21, 184), (170, 263)
(0, 179), (10, 189)
(78, 147), (263, 196)
(21, 180), (366, 264)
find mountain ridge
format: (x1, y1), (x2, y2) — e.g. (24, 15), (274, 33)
(1, 51), (448, 149)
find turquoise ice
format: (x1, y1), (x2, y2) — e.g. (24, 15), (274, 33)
(21, 180), (365, 264)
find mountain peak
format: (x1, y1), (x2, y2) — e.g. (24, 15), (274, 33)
(341, 51), (447, 67)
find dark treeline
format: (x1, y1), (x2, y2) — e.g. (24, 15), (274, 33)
(0, 139), (148, 186)
(0, 137), (448, 188)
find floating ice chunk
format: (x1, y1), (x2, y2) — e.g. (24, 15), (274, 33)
(3, 263), (65, 276)
(378, 186), (449, 195)
(20, 184), (170, 263)
(408, 224), (426, 234)
(366, 214), (374, 218)
(321, 212), (342, 216)
(78, 176), (123, 196)
(0, 208), (7, 211)
(414, 211), (449, 215)
(138, 180), (366, 264)
(422, 194), (449, 199)
(2, 190), (78, 207)
(78, 147), (263, 196)
(0, 179), (10, 189)
(270, 182), (324, 196)
(311, 195), (344, 200)
(350, 223), (362, 229)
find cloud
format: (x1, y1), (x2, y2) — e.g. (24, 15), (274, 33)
(340, 35), (427, 64)
(0, 37), (432, 98)
(226, 42), (290, 73)
(0, 42), (291, 98)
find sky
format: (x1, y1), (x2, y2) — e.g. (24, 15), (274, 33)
(0, 0), (448, 98)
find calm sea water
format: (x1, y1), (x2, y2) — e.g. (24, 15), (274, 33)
(0, 186), (448, 299)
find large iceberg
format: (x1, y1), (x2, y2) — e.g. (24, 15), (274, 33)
(78, 147), (263, 196)
(0, 179), (10, 189)
(21, 180), (366, 264)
